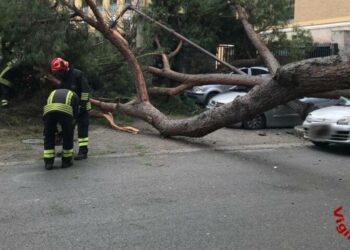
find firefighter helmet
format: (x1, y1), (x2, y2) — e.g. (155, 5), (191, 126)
(50, 57), (69, 72)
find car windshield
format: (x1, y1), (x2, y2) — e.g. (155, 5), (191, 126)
(337, 96), (350, 106)
(229, 86), (251, 92)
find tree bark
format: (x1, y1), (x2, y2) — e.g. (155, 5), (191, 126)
(234, 4), (280, 74)
(92, 56), (350, 137)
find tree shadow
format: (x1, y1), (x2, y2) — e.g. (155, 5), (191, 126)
(308, 144), (350, 156)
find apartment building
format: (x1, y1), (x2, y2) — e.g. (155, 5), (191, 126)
(287, 0), (350, 55)
(73, 0), (151, 28)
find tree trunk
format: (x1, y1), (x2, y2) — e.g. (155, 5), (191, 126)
(92, 56), (350, 137)
(64, 1), (350, 138)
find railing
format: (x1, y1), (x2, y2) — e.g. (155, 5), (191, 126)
(272, 43), (342, 63)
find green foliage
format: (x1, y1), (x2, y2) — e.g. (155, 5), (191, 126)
(0, 0), (315, 121)
(152, 94), (203, 116)
(265, 26), (313, 63)
(0, 0), (69, 65)
(237, 0), (294, 31)
(0, 0), (135, 103)
(142, 0), (239, 73)
(142, 0), (294, 64)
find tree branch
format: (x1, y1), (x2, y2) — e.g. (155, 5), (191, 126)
(168, 40), (183, 59)
(61, 0), (149, 102)
(148, 67), (268, 85)
(234, 4), (280, 74)
(154, 36), (171, 70)
(85, 0), (107, 32)
(62, 0), (99, 29)
(91, 56), (350, 137)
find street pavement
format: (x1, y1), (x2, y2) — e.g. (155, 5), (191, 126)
(0, 139), (350, 250)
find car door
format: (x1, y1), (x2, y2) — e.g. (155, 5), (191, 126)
(266, 104), (302, 127)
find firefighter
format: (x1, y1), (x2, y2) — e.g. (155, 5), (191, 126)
(0, 59), (15, 108)
(50, 57), (91, 160)
(43, 89), (79, 170)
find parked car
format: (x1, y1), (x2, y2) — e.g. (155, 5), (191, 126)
(206, 86), (339, 129)
(185, 67), (269, 106)
(303, 97), (350, 146)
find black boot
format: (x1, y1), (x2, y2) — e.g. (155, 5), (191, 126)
(74, 147), (88, 161)
(62, 157), (73, 168)
(44, 159), (54, 170)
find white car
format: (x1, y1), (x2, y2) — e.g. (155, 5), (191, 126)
(186, 67), (269, 106)
(303, 97), (350, 146)
(206, 86), (338, 129)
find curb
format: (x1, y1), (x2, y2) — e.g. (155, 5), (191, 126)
(294, 125), (304, 138)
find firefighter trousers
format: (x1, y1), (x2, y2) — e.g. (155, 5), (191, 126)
(77, 110), (89, 154)
(0, 84), (10, 107)
(43, 112), (74, 164)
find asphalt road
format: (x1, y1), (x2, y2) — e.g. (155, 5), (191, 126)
(0, 143), (350, 249)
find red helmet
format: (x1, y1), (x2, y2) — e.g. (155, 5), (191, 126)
(50, 57), (69, 72)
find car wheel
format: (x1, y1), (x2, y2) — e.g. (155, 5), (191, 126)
(204, 92), (219, 106)
(312, 141), (329, 147)
(242, 114), (266, 130)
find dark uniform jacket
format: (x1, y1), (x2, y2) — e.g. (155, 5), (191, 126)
(43, 89), (79, 119)
(58, 68), (91, 111)
(0, 61), (17, 87)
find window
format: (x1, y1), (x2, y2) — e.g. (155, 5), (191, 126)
(251, 68), (269, 76)
(240, 68), (249, 74)
(230, 85), (252, 93)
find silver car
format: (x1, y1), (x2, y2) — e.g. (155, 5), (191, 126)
(186, 84), (234, 106)
(303, 97), (350, 146)
(186, 67), (269, 106)
(206, 86), (338, 129)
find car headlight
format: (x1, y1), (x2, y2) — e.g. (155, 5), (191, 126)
(306, 114), (313, 123)
(192, 86), (205, 93)
(337, 117), (350, 125)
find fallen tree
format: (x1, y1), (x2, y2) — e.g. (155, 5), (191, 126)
(61, 0), (350, 137)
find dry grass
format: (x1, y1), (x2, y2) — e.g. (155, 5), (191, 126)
(0, 92), (46, 128)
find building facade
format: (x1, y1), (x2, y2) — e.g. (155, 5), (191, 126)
(288, 0), (350, 55)
(73, 0), (151, 30)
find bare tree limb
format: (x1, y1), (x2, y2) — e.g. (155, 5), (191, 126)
(147, 67), (268, 86)
(62, 0), (149, 102)
(168, 40), (183, 59)
(310, 90), (350, 99)
(91, 56), (350, 137)
(85, 0), (107, 31)
(234, 4), (280, 74)
(62, 0), (99, 29)
(154, 36), (171, 70)
(232, 58), (262, 67)
(60, 1), (350, 138)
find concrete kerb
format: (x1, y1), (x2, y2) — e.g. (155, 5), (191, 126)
(294, 125), (305, 138)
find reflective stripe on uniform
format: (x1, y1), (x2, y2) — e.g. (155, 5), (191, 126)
(0, 64), (13, 87)
(43, 149), (55, 158)
(81, 93), (89, 101)
(1, 100), (8, 106)
(0, 78), (11, 87)
(78, 137), (89, 147)
(86, 101), (92, 111)
(63, 149), (74, 157)
(44, 103), (73, 116)
(47, 90), (56, 104)
(65, 90), (74, 106)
